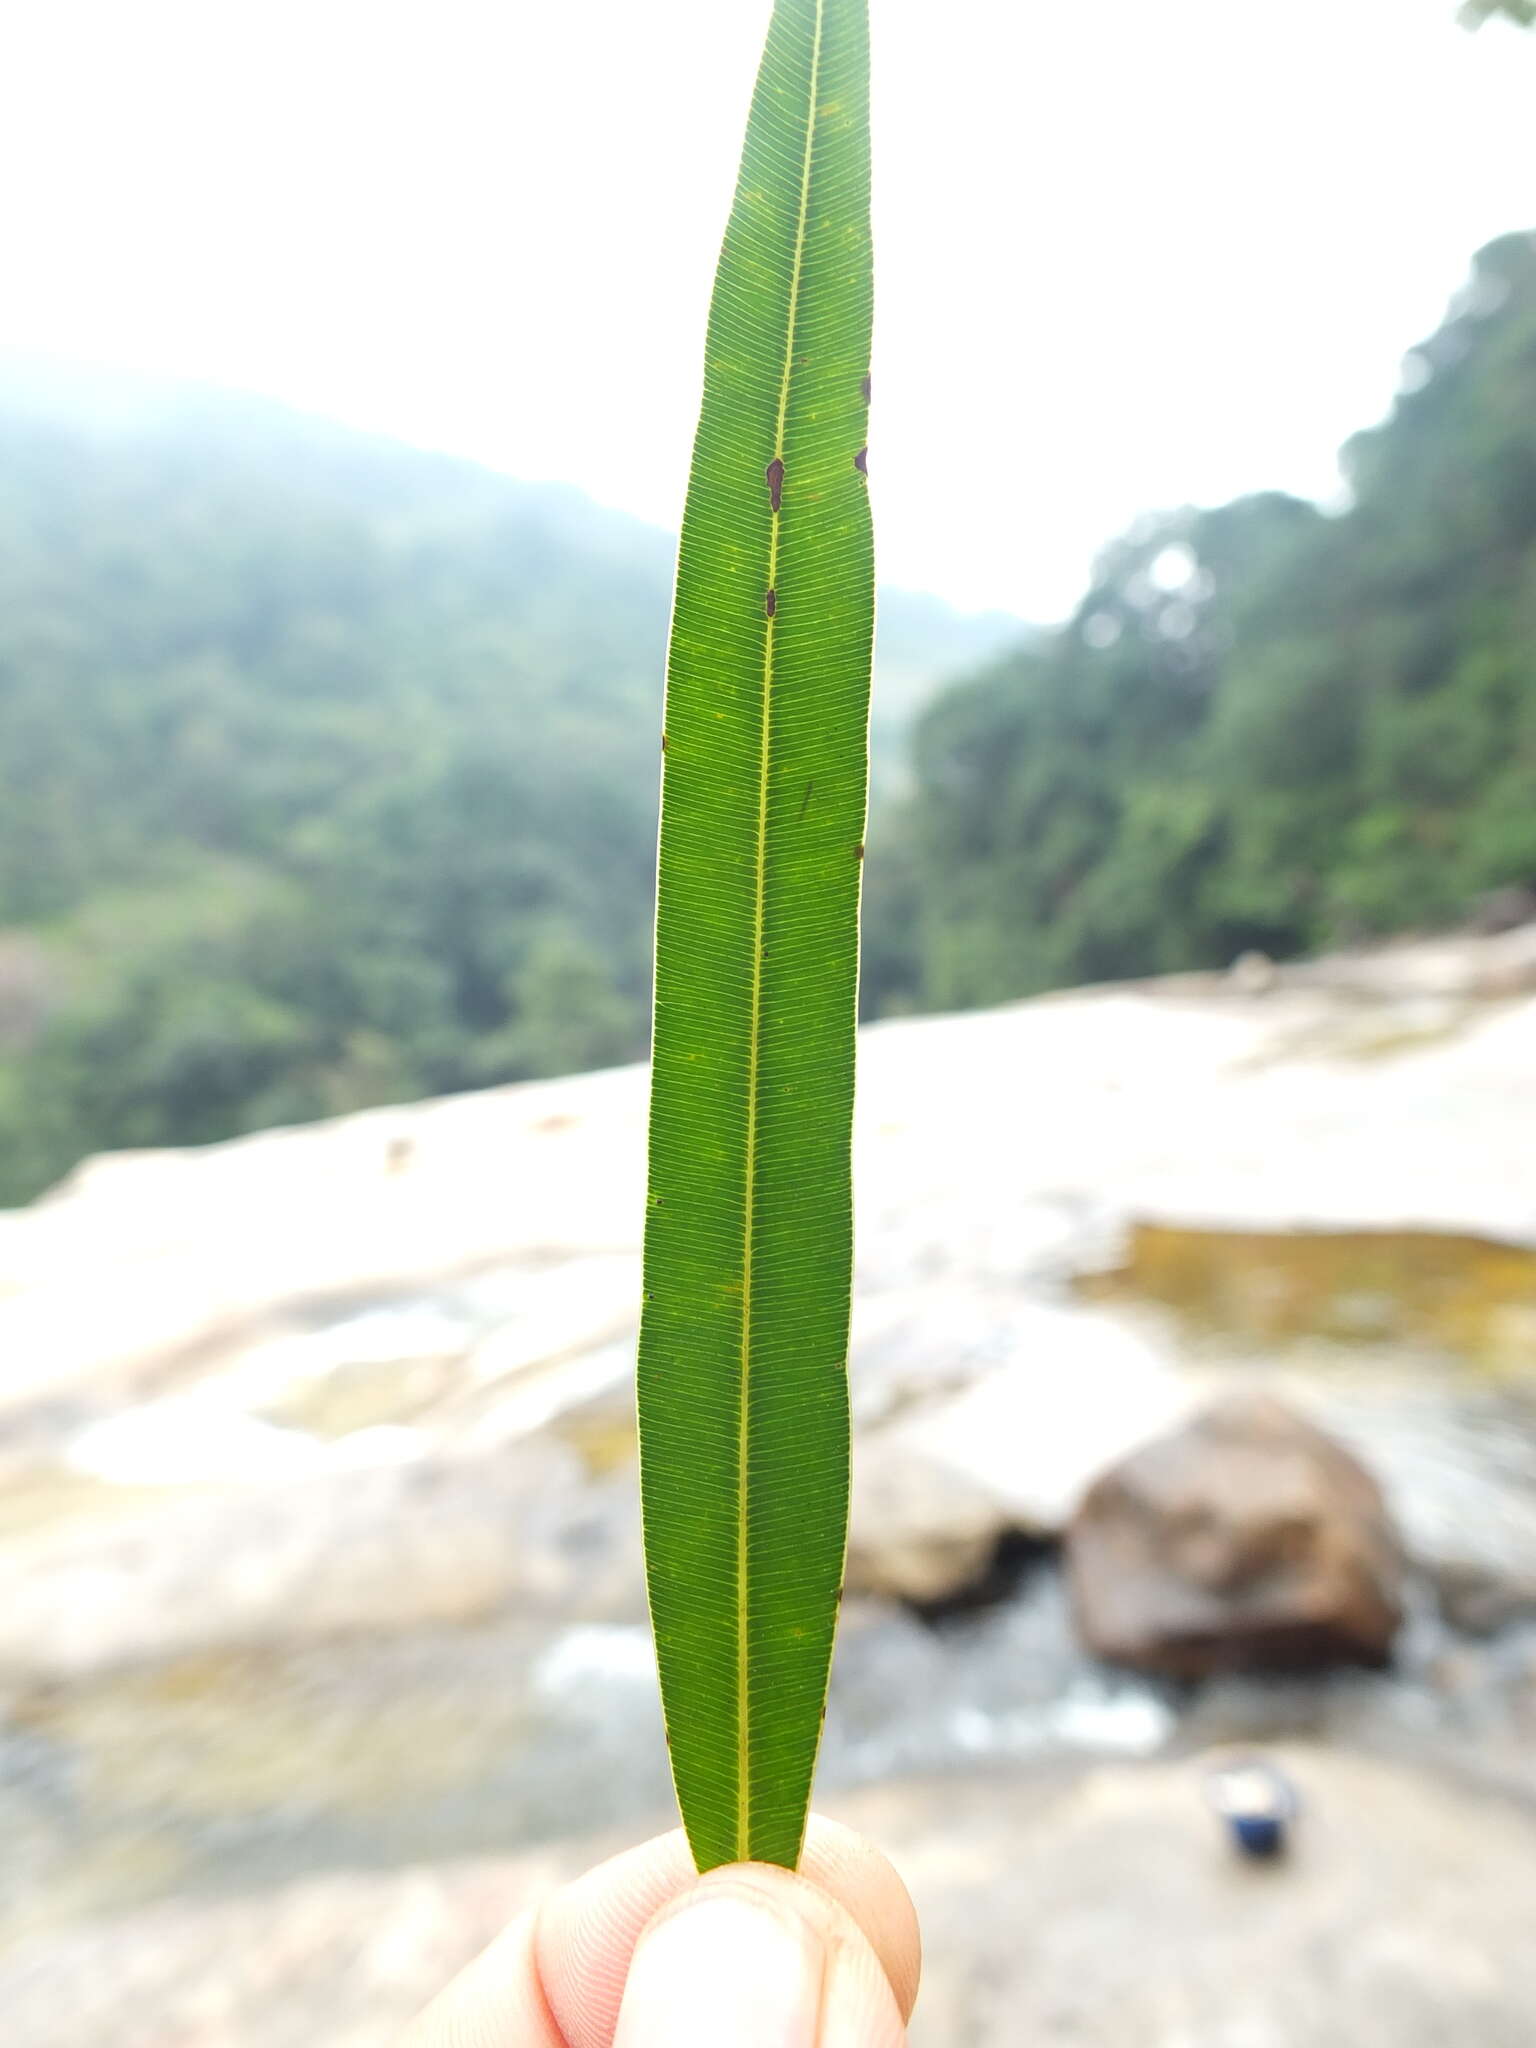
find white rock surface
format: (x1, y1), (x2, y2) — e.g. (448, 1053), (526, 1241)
(2, 940), (1533, 1421)
(8, 1749), (1536, 2048)
(0, 935), (1534, 1656)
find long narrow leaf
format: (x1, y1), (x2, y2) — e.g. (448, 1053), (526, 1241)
(638, 0), (874, 1872)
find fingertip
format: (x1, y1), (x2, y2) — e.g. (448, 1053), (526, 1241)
(536, 1830), (698, 2048)
(398, 1906), (564, 2048)
(801, 1817), (922, 2023)
(535, 1818), (920, 2048)
(611, 1875), (827, 2048)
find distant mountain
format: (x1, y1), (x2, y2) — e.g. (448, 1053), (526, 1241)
(0, 356), (1024, 1202)
(869, 589), (1027, 793)
(0, 349), (1024, 745)
(896, 231), (1536, 1010)
(874, 588), (1026, 724)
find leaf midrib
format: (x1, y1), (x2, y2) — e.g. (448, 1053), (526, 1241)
(736, 0), (827, 1861)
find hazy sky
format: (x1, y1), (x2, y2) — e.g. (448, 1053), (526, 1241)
(3, 0), (1533, 617)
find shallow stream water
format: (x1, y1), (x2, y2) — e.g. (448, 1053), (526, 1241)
(4, 1489), (1535, 1950)
(4, 1215), (1536, 1950)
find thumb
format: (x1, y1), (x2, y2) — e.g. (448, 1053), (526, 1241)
(612, 1863), (907, 2048)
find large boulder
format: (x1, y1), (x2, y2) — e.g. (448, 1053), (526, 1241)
(844, 1428), (1012, 1605)
(1067, 1392), (1404, 1676)
(844, 1309), (1189, 1606)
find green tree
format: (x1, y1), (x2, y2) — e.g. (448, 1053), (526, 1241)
(897, 233), (1536, 1010)
(1462, 1), (1535, 26)
(0, 362), (992, 1202)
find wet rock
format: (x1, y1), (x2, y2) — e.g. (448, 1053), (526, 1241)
(1286, 922), (1536, 1000)
(1466, 884), (1536, 936)
(1080, 1220), (1536, 1364)
(897, 1747), (1536, 2048)
(899, 1327), (1189, 1523)
(1434, 1563), (1536, 1636)
(845, 1430), (1011, 1604)
(9, 1749), (1536, 2048)
(1068, 1392), (1404, 1676)
(5, 928), (1536, 1985)
(1306, 1382), (1536, 1633)
(6, 927), (1536, 1435)
(0, 1851), (557, 2048)
(846, 1307), (1190, 1604)
(1228, 947), (1278, 994)
(0, 1440), (644, 1684)
(1474, 919), (1536, 995)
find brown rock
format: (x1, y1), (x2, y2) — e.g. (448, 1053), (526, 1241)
(1067, 1391), (1403, 1676)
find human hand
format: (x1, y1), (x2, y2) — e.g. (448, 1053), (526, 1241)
(400, 1816), (921, 2047)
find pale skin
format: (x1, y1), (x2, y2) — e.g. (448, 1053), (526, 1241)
(400, 1817), (922, 2048)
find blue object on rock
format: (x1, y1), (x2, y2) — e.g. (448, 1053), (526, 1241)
(1204, 1757), (1298, 1860)
(1230, 1812), (1285, 1858)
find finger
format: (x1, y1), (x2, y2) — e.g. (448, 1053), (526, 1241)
(396, 1904), (562, 2048)
(802, 1819), (923, 2020)
(536, 1816), (921, 2048)
(398, 1816), (921, 2048)
(611, 1863), (905, 2048)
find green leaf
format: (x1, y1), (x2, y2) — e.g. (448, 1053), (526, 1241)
(637, 0), (874, 1873)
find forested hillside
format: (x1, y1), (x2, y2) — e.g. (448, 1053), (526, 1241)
(3, 232), (1532, 1202)
(0, 363), (1015, 1202)
(871, 232), (1536, 1012)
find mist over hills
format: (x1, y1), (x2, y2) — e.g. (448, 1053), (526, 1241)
(0, 356), (1022, 1202)
(4, 226), (1533, 1204)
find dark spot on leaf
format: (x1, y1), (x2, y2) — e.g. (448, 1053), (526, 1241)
(764, 588), (777, 617)
(860, 373), (872, 402)
(855, 842), (865, 859)
(660, 731), (667, 752)
(799, 779), (815, 820)
(854, 447), (868, 475)
(766, 457), (784, 512)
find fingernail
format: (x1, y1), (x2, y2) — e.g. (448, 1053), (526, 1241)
(613, 1883), (826, 2048)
